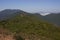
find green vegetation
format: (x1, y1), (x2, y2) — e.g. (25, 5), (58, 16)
(0, 13), (60, 40)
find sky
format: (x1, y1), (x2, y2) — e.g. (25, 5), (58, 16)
(0, 0), (60, 13)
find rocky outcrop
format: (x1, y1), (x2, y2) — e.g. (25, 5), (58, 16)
(0, 34), (15, 40)
(0, 28), (15, 40)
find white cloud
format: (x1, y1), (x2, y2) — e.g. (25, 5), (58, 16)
(40, 12), (50, 16)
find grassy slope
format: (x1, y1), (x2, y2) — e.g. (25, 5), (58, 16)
(0, 13), (60, 40)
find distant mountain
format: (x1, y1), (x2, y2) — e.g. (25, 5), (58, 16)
(33, 13), (60, 26)
(0, 9), (25, 20)
(43, 13), (60, 26)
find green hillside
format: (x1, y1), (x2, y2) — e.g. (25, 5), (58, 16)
(0, 13), (60, 40)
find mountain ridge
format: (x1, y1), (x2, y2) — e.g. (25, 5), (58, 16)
(0, 9), (60, 26)
(0, 9), (60, 40)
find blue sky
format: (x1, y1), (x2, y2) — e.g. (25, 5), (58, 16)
(0, 0), (60, 13)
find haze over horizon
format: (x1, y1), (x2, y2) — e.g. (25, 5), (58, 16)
(0, 0), (60, 13)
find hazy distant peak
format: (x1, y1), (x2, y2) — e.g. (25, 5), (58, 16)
(1, 9), (21, 12)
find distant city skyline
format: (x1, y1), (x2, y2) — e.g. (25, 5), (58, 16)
(0, 0), (60, 13)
